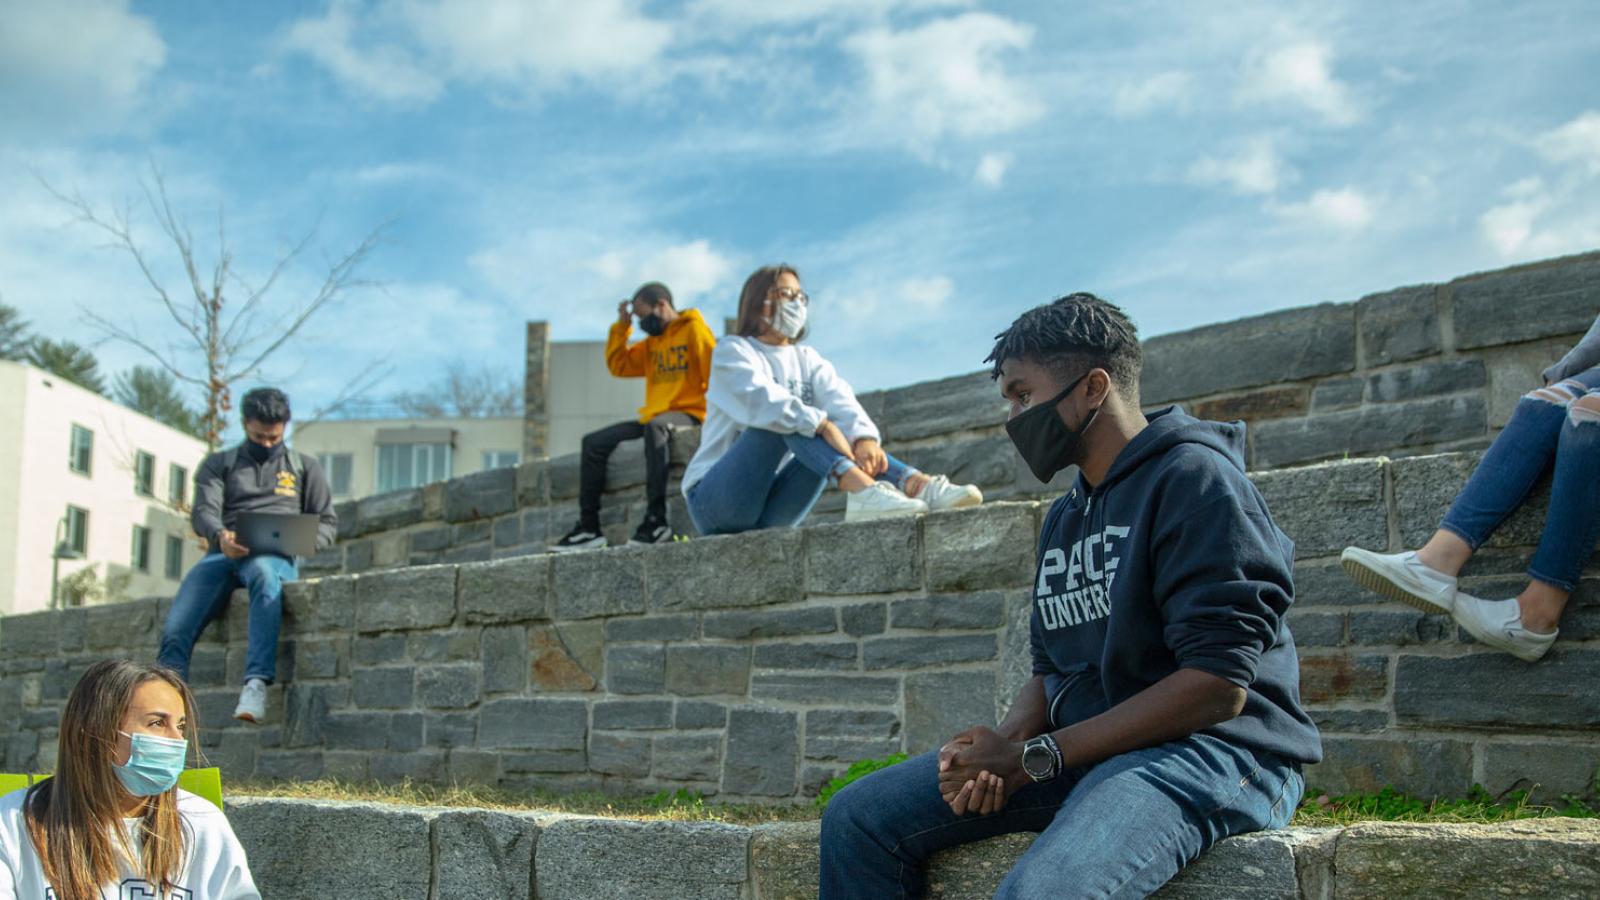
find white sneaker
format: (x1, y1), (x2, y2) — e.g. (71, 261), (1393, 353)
(1451, 592), (1558, 662)
(845, 482), (929, 523)
(914, 475), (984, 512)
(234, 679), (268, 724)
(1339, 547), (1456, 614)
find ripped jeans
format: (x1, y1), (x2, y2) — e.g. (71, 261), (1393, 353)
(1440, 367), (1600, 591)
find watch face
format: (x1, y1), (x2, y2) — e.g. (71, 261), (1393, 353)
(1023, 742), (1053, 778)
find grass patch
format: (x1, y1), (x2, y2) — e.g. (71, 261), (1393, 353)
(231, 779), (821, 825)
(232, 778), (1599, 828)
(1295, 785), (1600, 827)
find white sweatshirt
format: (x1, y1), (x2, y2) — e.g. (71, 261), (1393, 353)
(683, 335), (881, 493)
(0, 788), (260, 900)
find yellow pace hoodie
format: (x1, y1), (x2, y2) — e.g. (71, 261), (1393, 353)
(605, 307), (717, 423)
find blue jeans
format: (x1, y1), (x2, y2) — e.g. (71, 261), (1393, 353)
(158, 552), (298, 684)
(820, 736), (1302, 900)
(1440, 368), (1600, 592)
(687, 428), (918, 535)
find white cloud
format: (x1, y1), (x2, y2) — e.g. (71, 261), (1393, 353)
(402, 0), (672, 85)
(1112, 71), (1193, 118)
(1188, 137), (1293, 195)
(689, 0), (971, 28)
(470, 229), (738, 339)
(282, 1), (443, 104)
(1478, 176), (1600, 259)
(1238, 41), (1358, 126)
(1273, 188), (1374, 231)
(347, 162), (447, 184)
(974, 152), (1011, 188)
(0, 0), (166, 134)
(1535, 110), (1600, 176)
(843, 13), (1042, 144)
(282, 0), (672, 105)
(898, 275), (954, 310)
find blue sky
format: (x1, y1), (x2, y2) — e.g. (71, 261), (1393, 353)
(3, 0), (1599, 417)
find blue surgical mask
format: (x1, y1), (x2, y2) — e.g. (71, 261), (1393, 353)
(113, 731), (188, 797)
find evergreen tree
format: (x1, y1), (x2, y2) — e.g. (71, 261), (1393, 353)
(27, 337), (106, 395)
(114, 366), (204, 437)
(0, 299), (29, 361)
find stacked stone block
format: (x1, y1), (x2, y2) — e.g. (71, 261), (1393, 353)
(4, 452), (1598, 803)
(225, 796), (1600, 900)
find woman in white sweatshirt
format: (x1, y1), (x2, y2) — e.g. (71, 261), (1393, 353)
(0, 659), (260, 900)
(683, 264), (983, 535)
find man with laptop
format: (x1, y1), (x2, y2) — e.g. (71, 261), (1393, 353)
(157, 387), (338, 724)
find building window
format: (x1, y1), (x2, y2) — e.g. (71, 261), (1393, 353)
(377, 443), (451, 493)
(482, 450), (520, 470)
(134, 451), (155, 496)
(132, 525), (152, 573)
(165, 534), (185, 580)
(69, 424), (93, 475)
(322, 453), (353, 496)
(64, 506), (89, 555)
(168, 463), (188, 508)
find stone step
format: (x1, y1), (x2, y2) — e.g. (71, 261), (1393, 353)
(227, 795), (1600, 900)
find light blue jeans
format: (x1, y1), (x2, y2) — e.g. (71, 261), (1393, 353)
(819, 736), (1301, 899)
(1440, 367), (1600, 591)
(158, 551), (298, 684)
(687, 427), (917, 535)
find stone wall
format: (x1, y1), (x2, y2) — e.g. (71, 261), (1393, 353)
(3, 452), (1598, 803)
(225, 797), (1600, 900)
(305, 250), (1597, 578)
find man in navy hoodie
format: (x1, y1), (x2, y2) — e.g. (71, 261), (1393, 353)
(820, 294), (1321, 898)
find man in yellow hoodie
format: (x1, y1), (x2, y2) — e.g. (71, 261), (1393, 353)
(552, 282), (717, 551)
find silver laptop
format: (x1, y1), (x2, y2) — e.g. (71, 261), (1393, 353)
(234, 512), (319, 558)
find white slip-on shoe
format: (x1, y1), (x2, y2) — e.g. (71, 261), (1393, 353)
(1451, 592), (1558, 662)
(234, 678), (268, 724)
(1339, 547), (1456, 614)
(915, 475), (984, 511)
(846, 482), (929, 523)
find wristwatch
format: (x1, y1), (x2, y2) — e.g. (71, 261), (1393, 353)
(1021, 734), (1062, 783)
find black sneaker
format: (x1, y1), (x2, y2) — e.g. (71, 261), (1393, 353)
(628, 518), (671, 546)
(551, 523), (607, 553)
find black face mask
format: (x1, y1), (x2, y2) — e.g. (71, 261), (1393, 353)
(244, 440), (277, 463)
(1005, 371), (1100, 484)
(638, 313), (666, 337)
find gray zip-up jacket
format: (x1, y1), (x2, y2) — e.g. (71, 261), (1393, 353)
(191, 442), (337, 554)
(1544, 314), (1600, 384)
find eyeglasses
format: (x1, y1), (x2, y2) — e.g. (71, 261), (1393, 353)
(770, 286), (809, 306)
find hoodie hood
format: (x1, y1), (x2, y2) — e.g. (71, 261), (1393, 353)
(1080, 406), (1246, 498)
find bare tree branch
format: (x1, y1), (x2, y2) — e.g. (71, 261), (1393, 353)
(298, 357), (396, 427)
(227, 219), (390, 380)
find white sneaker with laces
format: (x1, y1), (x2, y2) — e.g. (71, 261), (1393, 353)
(914, 475), (984, 512)
(846, 482), (929, 522)
(234, 678), (268, 724)
(1339, 547), (1456, 614)
(1451, 592), (1558, 662)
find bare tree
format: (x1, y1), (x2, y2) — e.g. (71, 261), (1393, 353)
(41, 161), (389, 449)
(392, 361), (522, 418)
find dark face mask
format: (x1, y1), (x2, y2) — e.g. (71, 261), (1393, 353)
(1005, 371), (1101, 484)
(244, 440), (277, 463)
(638, 313), (666, 337)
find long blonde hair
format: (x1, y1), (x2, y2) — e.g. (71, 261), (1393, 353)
(24, 660), (198, 900)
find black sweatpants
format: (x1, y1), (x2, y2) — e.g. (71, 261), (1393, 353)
(578, 411), (697, 527)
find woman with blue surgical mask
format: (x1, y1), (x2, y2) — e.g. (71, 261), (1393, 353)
(0, 659), (260, 899)
(683, 264), (984, 535)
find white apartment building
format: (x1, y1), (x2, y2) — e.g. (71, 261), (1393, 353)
(0, 360), (209, 617)
(292, 340), (645, 501)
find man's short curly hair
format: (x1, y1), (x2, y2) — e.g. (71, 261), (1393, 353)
(985, 292), (1142, 398)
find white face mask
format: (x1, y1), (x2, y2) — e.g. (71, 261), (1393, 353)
(768, 298), (808, 339)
